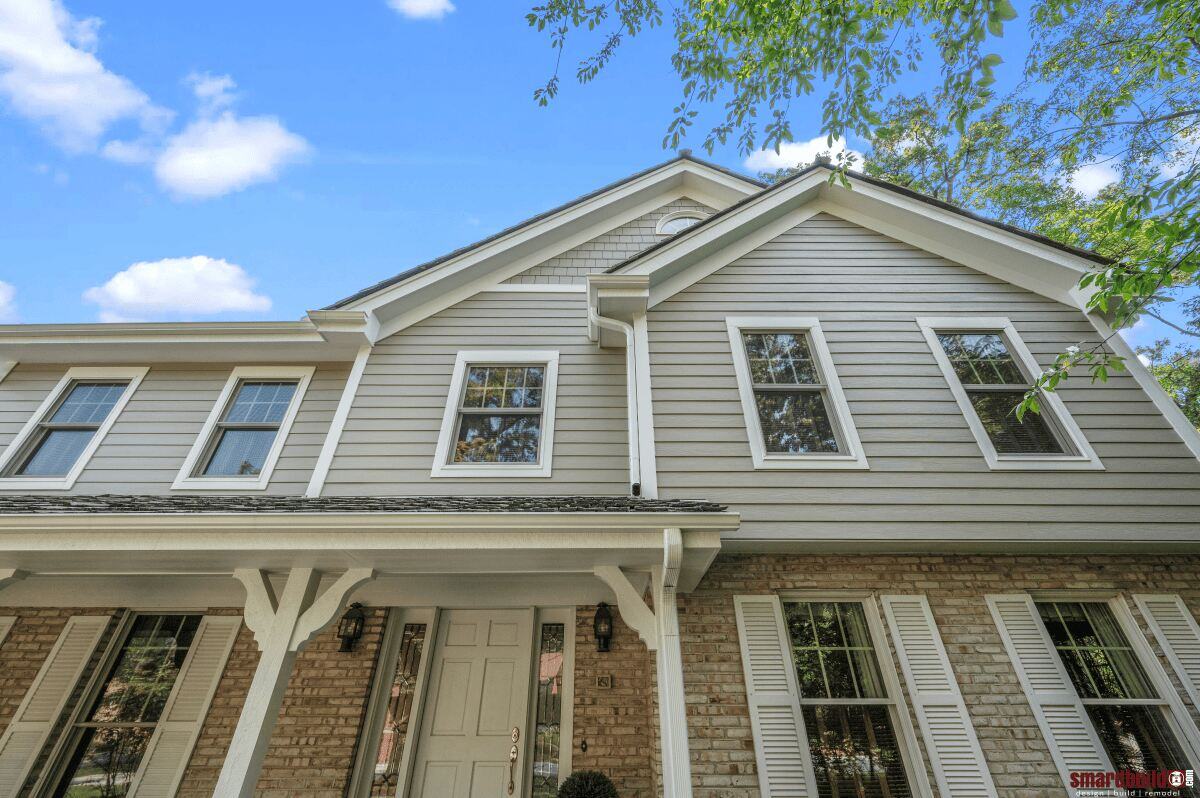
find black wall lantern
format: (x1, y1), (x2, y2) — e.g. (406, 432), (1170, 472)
(593, 602), (613, 652)
(337, 602), (366, 652)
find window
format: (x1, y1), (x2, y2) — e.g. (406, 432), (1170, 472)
(918, 317), (1101, 470)
(432, 351), (559, 477)
(727, 317), (867, 469)
(532, 623), (566, 798)
(368, 622), (427, 796)
(53, 614), (202, 797)
(1036, 601), (1197, 793)
(655, 211), (705, 235)
(783, 601), (916, 798)
(0, 366), (146, 490)
(173, 366), (313, 490)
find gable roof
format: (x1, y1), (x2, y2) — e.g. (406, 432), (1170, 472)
(602, 162), (1106, 310)
(326, 154), (764, 312)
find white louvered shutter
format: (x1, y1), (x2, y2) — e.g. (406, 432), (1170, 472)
(734, 595), (817, 797)
(129, 615), (241, 797)
(0, 615), (109, 798)
(1133, 594), (1200, 713)
(986, 594), (1109, 788)
(0, 616), (14, 648)
(881, 595), (997, 798)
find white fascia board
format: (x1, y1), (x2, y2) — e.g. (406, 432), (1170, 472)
(0, 314), (373, 364)
(720, 532), (1200, 554)
(619, 170), (1100, 312)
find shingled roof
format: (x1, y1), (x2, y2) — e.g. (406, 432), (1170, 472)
(0, 494), (727, 515)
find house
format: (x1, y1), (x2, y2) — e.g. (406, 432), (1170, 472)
(1, 155), (1199, 798)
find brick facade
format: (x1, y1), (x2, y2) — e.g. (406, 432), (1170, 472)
(680, 552), (1200, 798)
(3, 555), (1199, 798)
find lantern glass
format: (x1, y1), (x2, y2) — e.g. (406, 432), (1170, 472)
(338, 603), (366, 652)
(593, 602), (613, 652)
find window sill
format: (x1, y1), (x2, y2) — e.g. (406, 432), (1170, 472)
(751, 454), (870, 471)
(0, 476), (77, 490)
(986, 455), (1104, 471)
(171, 476), (273, 491)
(430, 463), (553, 478)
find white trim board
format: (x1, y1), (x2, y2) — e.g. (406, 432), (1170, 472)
(430, 350), (560, 479)
(173, 365), (314, 491)
(726, 316), (868, 470)
(0, 366), (147, 491)
(917, 317), (1102, 471)
(306, 346), (371, 497)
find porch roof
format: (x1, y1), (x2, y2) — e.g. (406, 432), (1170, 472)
(0, 493), (726, 515)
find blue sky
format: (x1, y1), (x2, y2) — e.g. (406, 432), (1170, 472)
(0, 0), (1183, 349)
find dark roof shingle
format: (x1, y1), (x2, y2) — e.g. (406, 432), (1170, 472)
(0, 494), (726, 515)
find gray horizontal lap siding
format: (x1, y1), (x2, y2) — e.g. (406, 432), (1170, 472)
(322, 293), (630, 494)
(0, 363), (349, 495)
(503, 198), (715, 284)
(648, 212), (1200, 538)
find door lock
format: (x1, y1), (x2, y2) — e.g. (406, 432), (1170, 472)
(507, 727), (520, 795)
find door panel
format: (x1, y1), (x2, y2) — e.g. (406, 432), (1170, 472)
(410, 609), (534, 798)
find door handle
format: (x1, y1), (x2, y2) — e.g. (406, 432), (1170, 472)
(507, 727), (520, 796)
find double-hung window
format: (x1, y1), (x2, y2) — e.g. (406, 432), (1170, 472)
(783, 600), (918, 797)
(1036, 601), (1197, 791)
(173, 366), (313, 490)
(53, 614), (202, 797)
(0, 366), (146, 490)
(919, 318), (1101, 469)
(727, 317), (867, 469)
(432, 351), (559, 477)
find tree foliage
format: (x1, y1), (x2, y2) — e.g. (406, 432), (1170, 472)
(528, 0), (1200, 425)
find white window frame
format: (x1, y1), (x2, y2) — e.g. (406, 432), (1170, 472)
(726, 316), (868, 470)
(0, 366), (147, 491)
(917, 316), (1102, 470)
(1028, 593), (1200, 770)
(655, 210), (707, 236)
(777, 591), (935, 798)
(431, 350), (559, 478)
(172, 365), (313, 491)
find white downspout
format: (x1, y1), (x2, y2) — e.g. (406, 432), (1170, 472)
(588, 307), (642, 495)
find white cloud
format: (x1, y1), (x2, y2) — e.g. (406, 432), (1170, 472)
(388, 0), (455, 19)
(187, 71), (236, 114)
(155, 112), (310, 199)
(0, 281), (16, 322)
(83, 256), (272, 321)
(744, 136), (864, 172)
(1069, 162), (1119, 199)
(0, 0), (170, 151)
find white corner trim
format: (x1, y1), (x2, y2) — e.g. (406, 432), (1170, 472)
(305, 346), (371, 497)
(430, 350), (559, 478)
(654, 209), (708, 236)
(1088, 315), (1200, 462)
(0, 362), (15, 385)
(916, 316), (1103, 471)
(725, 316), (869, 470)
(172, 365), (314, 491)
(0, 366), (148, 491)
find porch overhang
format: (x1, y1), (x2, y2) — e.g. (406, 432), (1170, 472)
(0, 499), (735, 591)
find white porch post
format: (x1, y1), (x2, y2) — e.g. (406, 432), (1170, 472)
(215, 567), (373, 798)
(594, 528), (694, 798)
(654, 528), (693, 798)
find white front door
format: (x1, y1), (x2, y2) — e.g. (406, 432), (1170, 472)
(409, 609), (534, 798)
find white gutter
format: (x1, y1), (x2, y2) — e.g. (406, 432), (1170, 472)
(588, 307), (643, 494)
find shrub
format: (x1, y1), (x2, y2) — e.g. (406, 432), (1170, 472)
(557, 770), (619, 798)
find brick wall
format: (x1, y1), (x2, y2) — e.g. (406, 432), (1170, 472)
(681, 552), (1200, 798)
(178, 606), (387, 797)
(572, 604), (658, 798)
